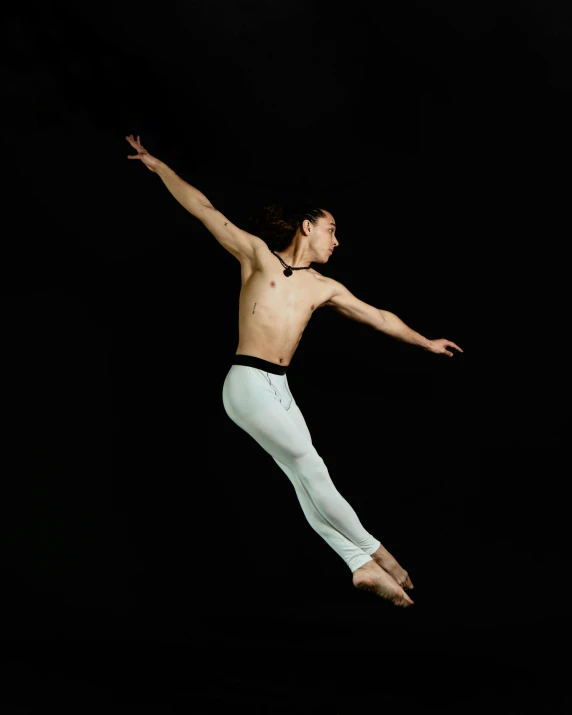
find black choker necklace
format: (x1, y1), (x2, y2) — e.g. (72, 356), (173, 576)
(270, 248), (312, 277)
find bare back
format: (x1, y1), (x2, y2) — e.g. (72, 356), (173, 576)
(236, 243), (334, 366)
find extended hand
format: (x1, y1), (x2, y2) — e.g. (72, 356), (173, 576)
(428, 338), (463, 357)
(125, 134), (161, 172)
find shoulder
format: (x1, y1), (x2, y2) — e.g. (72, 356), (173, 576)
(309, 272), (346, 306)
(309, 269), (334, 283)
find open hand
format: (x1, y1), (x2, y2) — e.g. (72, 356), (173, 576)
(428, 338), (463, 357)
(125, 134), (161, 172)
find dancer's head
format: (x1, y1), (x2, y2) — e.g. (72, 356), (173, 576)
(253, 202), (339, 263)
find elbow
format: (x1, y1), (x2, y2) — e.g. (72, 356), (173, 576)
(376, 309), (387, 329)
(197, 202), (216, 220)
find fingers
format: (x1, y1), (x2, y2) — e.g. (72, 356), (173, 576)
(125, 134), (147, 161)
(447, 342), (464, 356)
(125, 134), (143, 149)
(439, 339), (463, 356)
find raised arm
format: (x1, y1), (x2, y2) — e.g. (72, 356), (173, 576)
(125, 135), (264, 261)
(325, 279), (463, 357)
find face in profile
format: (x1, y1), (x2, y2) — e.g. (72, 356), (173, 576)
(310, 211), (339, 263)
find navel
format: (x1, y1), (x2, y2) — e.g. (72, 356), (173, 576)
(311, 304), (315, 310)
(270, 281), (276, 288)
(279, 357), (283, 363)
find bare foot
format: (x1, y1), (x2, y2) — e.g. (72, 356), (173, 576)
(371, 544), (414, 590)
(352, 560), (414, 607)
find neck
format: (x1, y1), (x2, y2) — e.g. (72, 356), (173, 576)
(277, 241), (312, 267)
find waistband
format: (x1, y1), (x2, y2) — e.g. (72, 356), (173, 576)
(232, 354), (288, 375)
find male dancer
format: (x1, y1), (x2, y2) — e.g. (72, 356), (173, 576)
(126, 134), (463, 607)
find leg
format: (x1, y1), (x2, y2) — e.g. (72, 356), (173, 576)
(285, 395), (413, 591)
(273, 456), (412, 606)
(273, 455), (374, 570)
(222, 366), (413, 606)
(223, 367), (376, 570)
(274, 396), (379, 570)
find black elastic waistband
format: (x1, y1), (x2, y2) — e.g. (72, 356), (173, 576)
(232, 354), (288, 375)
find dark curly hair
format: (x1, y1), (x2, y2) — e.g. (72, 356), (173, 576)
(247, 202), (330, 252)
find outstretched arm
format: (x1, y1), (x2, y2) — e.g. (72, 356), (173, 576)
(125, 135), (263, 261)
(325, 280), (463, 357)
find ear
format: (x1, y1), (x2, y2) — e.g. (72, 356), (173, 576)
(302, 219), (312, 236)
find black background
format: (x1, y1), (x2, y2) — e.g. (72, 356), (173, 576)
(2, 1), (566, 711)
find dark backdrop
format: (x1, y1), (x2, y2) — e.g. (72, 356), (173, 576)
(2, 1), (565, 711)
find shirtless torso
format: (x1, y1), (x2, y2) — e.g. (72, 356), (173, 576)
(236, 244), (333, 366)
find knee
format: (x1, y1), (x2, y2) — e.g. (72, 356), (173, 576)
(291, 454), (331, 488)
(291, 449), (324, 470)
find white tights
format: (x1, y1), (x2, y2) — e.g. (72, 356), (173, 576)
(222, 359), (380, 572)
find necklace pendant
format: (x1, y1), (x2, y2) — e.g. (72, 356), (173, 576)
(284, 267), (293, 277)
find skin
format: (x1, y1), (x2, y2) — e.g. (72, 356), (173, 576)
(126, 135), (464, 607)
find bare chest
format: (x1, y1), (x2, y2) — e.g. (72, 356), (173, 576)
(240, 255), (328, 319)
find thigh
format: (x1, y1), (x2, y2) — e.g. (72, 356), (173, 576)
(223, 365), (315, 464)
(286, 396), (312, 444)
